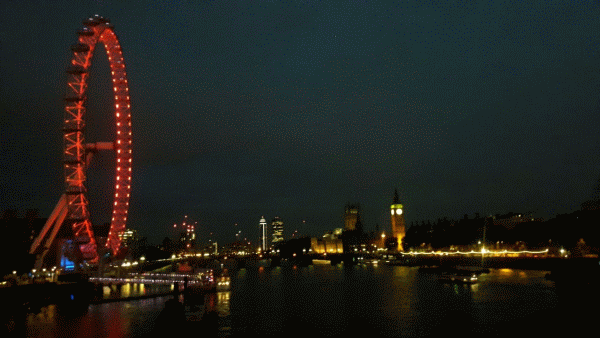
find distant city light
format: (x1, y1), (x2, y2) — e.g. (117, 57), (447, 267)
(406, 249), (549, 256)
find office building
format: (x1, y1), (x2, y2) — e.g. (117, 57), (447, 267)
(271, 216), (284, 247)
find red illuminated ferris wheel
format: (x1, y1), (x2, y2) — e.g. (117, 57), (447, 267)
(30, 15), (132, 267)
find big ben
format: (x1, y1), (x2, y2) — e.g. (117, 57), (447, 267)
(390, 189), (406, 251)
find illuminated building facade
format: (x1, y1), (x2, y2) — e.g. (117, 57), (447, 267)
(271, 216), (284, 247)
(344, 205), (360, 231)
(390, 189), (406, 251)
(118, 229), (138, 247)
(259, 216), (267, 252)
(311, 237), (344, 254)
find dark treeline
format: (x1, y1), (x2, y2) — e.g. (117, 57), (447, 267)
(403, 210), (600, 256)
(0, 209), (42, 276)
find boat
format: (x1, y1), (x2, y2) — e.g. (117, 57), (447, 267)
(418, 265), (445, 273)
(453, 266), (490, 275)
(437, 271), (478, 284)
(216, 274), (230, 291)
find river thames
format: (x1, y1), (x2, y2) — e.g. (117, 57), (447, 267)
(23, 262), (597, 337)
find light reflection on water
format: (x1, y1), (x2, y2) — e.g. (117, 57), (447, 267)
(22, 265), (586, 337)
(99, 283), (160, 300)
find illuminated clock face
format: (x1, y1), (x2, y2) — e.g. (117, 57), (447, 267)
(396, 209), (403, 215)
(390, 209), (395, 215)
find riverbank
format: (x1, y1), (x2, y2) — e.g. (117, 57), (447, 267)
(397, 255), (599, 271)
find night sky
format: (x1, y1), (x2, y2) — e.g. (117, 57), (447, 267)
(2, 0), (600, 246)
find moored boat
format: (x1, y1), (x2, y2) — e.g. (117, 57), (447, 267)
(216, 275), (230, 291)
(437, 271), (478, 284)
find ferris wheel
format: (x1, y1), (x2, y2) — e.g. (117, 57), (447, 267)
(30, 15), (132, 268)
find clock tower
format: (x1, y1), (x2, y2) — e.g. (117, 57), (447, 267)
(390, 189), (406, 251)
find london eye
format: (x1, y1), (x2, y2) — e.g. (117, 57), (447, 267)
(30, 15), (132, 267)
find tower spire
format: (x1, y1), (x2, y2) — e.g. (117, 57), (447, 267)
(390, 188), (405, 252)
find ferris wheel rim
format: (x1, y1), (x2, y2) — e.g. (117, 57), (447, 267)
(63, 16), (132, 262)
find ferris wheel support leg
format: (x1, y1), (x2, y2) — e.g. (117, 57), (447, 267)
(30, 194), (66, 255)
(32, 197), (68, 270)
